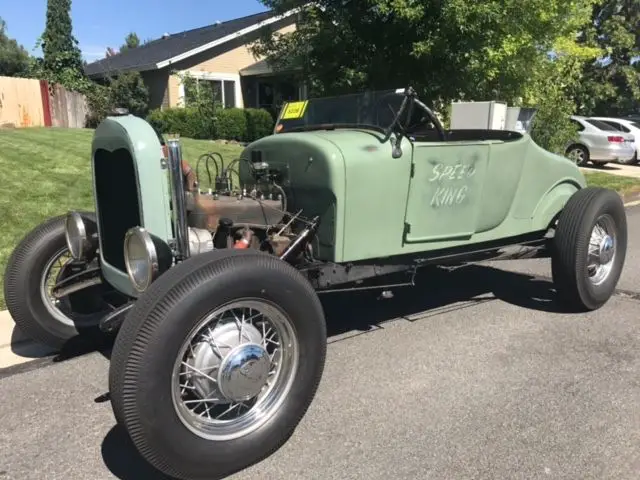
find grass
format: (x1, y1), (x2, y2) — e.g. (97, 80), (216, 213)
(1, 127), (639, 311)
(0, 127), (244, 310)
(583, 171), (640, 197)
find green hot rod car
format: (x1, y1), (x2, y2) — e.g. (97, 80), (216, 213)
(3, 87), (627, 479)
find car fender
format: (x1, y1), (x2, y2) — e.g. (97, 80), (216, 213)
(530, 180), (583, 231)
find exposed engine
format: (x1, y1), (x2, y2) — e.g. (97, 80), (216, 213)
(176, 151), (315, 263)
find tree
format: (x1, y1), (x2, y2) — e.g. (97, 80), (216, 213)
(0, 17), (31, 77)
(120, 32), (140, 51)
(252, 0), (602, 154)
(36, 0), (89, 91)
(108, 71), (149, 117)
(575, 0), (640, 116)
(253, 0), (599, 111)
(41, 0), (83, 73)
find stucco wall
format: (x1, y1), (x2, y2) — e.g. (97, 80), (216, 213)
(167, 19), (296, 108)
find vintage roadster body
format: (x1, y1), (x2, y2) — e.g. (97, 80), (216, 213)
(3, 87), (627, 479)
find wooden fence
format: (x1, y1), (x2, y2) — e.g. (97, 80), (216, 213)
(0, 75), (89, 129)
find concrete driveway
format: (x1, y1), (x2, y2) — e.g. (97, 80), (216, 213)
(1, 207), (640, 480)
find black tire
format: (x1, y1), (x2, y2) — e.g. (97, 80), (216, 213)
(551, 187), (627, 311)
(108, 249), (327, 480)
(565, 144), (590, 167)
(3, 213), (108, 350)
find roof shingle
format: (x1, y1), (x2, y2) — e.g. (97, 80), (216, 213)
(84, 9), (279, 77)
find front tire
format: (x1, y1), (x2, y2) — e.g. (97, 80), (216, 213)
(551, 187), (627, 311)
(3, 213), (110, 350)
(109, 249), (327, 480)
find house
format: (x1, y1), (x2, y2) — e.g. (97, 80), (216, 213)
(83, 8), (306, 118)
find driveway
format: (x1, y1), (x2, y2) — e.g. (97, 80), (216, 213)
(1, 207), (640, 480)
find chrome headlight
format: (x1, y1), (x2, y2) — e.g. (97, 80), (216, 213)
(124, 227), (173, 293)
(65, 211), (97, 260)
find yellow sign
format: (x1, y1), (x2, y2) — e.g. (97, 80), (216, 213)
(281, 101), (308, 120)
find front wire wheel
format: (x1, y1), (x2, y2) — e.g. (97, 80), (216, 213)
(109, 249), (327, 480)
(172, 299), (299, 441)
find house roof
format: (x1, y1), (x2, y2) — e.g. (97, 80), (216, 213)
(84, 8), (298, 77)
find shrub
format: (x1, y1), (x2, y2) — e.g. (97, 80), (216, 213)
(147, 107), (209, 139)
(84, 71), (150, 128)
(245, 108), (275, 140)
(216, 108), (247, 141)
(147, 106), (274, 142)
(108, 71), (150, 118)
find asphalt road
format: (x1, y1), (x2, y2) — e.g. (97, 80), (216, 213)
(1, 207), (640, 480)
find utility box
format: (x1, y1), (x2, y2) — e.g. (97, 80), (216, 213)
(450, 101), (508, 130)
(505, 107), (538, 133)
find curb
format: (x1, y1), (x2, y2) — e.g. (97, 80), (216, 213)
(0, 310), (57, 370)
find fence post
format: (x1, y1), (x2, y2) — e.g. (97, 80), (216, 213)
(39, 80), (52, 127)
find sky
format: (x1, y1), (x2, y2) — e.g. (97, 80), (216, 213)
(1, 0), (270, 62)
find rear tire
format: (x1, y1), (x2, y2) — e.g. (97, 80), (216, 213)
(551, 187), (627, 311)
(565, 145), (589, 167)
(108, 249), (327, 480)
(3, 213), (110, 350)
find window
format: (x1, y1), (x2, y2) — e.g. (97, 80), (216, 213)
(585, 119), (617, 131)
(601, 120), (630, 132)
(571, 119), (585, 131)
(183, 76), (237, 108)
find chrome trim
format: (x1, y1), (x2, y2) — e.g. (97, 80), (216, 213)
(124, 226), (159, 293)
(167, 139), (190, 260)
(64, 211), (99, 260)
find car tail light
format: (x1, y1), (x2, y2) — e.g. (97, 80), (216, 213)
(608, 136), (625, 143)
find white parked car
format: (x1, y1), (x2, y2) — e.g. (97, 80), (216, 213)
(566, 116), (636, 167)
(589, 116), (640, 164)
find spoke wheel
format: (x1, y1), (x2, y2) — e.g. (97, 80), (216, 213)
(172, 299), (299, 441)
(3, 213), (110, 349)
(109, 249), (326, 480)
(566, 145), (589, 167)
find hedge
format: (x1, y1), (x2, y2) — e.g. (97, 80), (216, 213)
(147, 107), (275, 142)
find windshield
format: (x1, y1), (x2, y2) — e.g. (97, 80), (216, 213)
(274, 89), (406, 134)
(585, 119), (618, 131)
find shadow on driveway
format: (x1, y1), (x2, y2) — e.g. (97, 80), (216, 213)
(98, 263), (576, 480)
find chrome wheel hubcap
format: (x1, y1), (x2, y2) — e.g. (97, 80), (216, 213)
(588, 214), (617, 285)
(172, 299), (299, 441)
(568, 149), (584, 164)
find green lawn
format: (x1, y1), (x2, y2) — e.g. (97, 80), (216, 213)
(0, 127), (244, 309)
(583, 171), (640, 197)
(1, 128), (639, 310)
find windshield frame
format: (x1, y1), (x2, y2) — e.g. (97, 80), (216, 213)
(273, 88), (410, 136)
(272, 87), (446, 142)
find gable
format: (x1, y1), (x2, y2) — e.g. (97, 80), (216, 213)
(84, 8), (299, 78)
